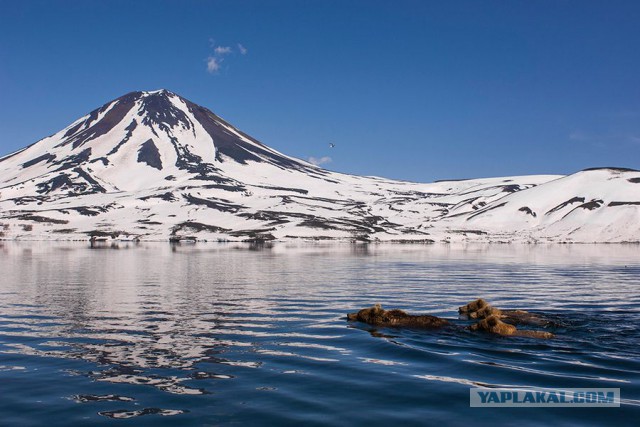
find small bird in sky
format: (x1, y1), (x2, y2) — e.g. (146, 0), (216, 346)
(329, 143), (335, 148)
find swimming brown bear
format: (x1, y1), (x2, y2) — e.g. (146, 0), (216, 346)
(347, 304), (450, 329)
(469, 315), (554, 339)
(348, 299), (554, 339)
(458, 298), (551, 327)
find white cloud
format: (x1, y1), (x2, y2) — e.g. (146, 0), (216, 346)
(307, 156), (332, 166)
(206, 39), (247, 74)
(214, 46), (233, 55)
(206, 56), (222, 73)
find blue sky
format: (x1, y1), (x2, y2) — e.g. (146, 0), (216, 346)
(1, 0), (639, 182)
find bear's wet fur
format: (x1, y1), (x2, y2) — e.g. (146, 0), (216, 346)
(459, 299), (554, 337)
(469, 314), (517, 335)
(349, 299), (554, 339)
(347, 304), (450, 329)
(470, 315), (554, 339)
(468, 305), (501, 319)
(459, 298), (551, 327)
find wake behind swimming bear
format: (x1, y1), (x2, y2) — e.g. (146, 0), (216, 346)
(347, 304), (450, 329)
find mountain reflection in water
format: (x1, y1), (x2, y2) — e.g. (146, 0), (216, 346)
(0, 243), (639, 425)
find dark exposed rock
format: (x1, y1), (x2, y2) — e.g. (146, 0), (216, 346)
(137, 139), (163, 170)
(237, 210), (291, 226)
(608, 201), (640, 207)
(202, 183), (247, 193)
(448, 229), (488, 235)
(460, 185), (523, 197)
(10, 196), (48, 205)
(52, 147), (92, 172)
(238, 209), (388, 234)
(62, 122), (84, 138)
(182, 193), (244, 213)
(546, 197), (585, 215)
(22, 153), (56, 168)
(559, 199), (604, 219)
(577, 199), (603, 210)
(107, 120), (138, 156)
(36, 168), (105, 195)
(518, 206), (537, 217)
(466, 202), (508, 220)
(89, 157), (109, 166)
(137, 219), (162, 225)
(71, 207), (102, 216)
(36, 174), (75, 194)
(183, 97), (324, 174)
(255, 185), (309, 195)
(50, 228), (78, 233)
(502, 184), (521, 193)
(13, 214), (69, 224)
(73, 167), (106, 193)
(139, 192), (177, 202)
(140, 90), (194, 133)
(582, 167), (639, 172)
(171, 221), (230, 235)
(167, 135), (223, 180)
(56, 92), (140, 150)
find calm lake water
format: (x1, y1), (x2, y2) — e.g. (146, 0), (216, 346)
(0, 242), (638, 426)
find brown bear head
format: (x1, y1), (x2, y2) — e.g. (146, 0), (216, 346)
(459, 298), (488, 315)
(347, 304), (411, 325)
(347, 304), (385, 323)
(469, 315), (517, 335)
(469, 305), (502, 319)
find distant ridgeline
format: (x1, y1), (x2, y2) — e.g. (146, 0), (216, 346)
(0, 90), (638, 243)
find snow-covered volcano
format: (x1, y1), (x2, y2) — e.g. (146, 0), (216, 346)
(0, 89), (638, 242)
